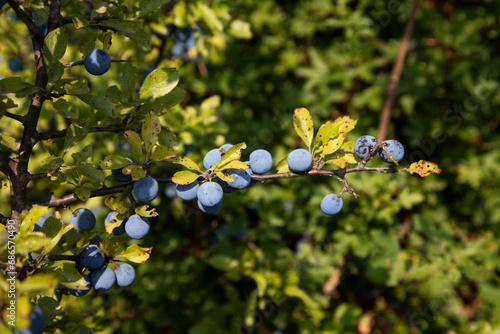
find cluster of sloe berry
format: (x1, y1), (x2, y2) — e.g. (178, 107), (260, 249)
(175, 144), (274, 213)
(354, 135), (405, 163)
(154, 24), (198, 61)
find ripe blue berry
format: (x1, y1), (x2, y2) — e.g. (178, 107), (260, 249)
(84, 48), (111, 76)
(203, 148), (222, 169)
(320, 194), (343, 215)
(354, 135), (377, 159)
(79, 244), (105, 270)
(198, 199), (223, 214)
(91, 267), (116, 291)
(133, 176), (159, 202)
(8, 58), (22, 72)
(14, 303), (45, 334)
(226, 168), (252, 190)
(125, 214), (150, 239)
(287, 149), (312, 173)
(111, 157), (133, 182)
(380, 139), (405, 163)
(115, 263), (136, 287)
(60, 273), (91, 297)
(104, 211), (126, 235)
(197, 182), (223, 207)
(175, 181), (199, 201)
(70, 208), (96, 231)
(249, 149), (273, 174)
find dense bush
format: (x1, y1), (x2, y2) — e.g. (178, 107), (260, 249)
(1, 1), (499, 333)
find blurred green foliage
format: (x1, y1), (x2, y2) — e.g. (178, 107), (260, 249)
(1, 0), (500, 333)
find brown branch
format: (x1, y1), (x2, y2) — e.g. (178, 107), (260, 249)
(33, 183), (134, 208)
(377, 0), (421, 141)
(4, 111), (25, 123)
(43, 254), (78, 262)
(26, 168), (60, 181)
(62, 59), (134, 68)
(36, 125), (136, 141)
(250, 165), (400, 182)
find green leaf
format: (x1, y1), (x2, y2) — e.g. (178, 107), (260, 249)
(75, 186), (91, 202)
(0, 134), (18, 152)
(198, 3), (223, 32)
(100, 155), (133, 169)
(40, 157), (64, 172)
(404, 160), (442, 177)
(207, 254), (239, 271)
(124, 165), (146, 181)
(53, 77), (90, 95)
(293, 107), (314, 150)
(77, 94), (114, 115)
(143, 111), (161, 156)
(106, 85), (125, 103)
(75, 163), (104, 183)
(64, 123), (89, 152)
(228, 20), (253, 39)
(116, 244), (153, 263)
(17, 273), (59, 295)
(171, 171), (199, 185)
(158, 129), (178, 149)
(0, 77), (43, 97)
(44, 27), (68, 62)
(139, 68), (179, 100)
(97, 19), (139, 34)
(153, 87), (186, 112)
(135, 205), (158, 218)
(124, 130), (144, 163)
(150, 145), (176, 162)
(14, 233), (53, 254)
(118, 62), (137, 95)
(214, 142), (247, 169)
(314, 117), (357, 153)
(52, 99), (79, 119)
(71, 145), (93, 164)
(169, 156), (201, 172)
(137, 0), (172, 17)
(104, 196), (128, 214)
(38, 217), (74, 258)
(72, 15), (89, 29)
(42, 261), (84, 287)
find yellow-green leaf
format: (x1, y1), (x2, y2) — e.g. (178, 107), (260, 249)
(38, 216), (74, 258)
(404, 160), (442, 177)
(150, 145), (176, 161)
(124, 130), (144, 163)
(219, 160), (249, 171)
(17, 273), (59, 295)
(169, 156), (202, 172)
(215, 171), (235, 182)
(325, 153), (357, 168)
(104, 196), (128, 214)
(104, 212), (125, 234)
(275, 156), (290, 174)
(100, 155), (133, 169)
(293, 107), (314, 150)
(214, 142), (246, 169)
(322, 135), (345, 157)
(143, 111), (161, 156)
(172, 170), (199, 185)
(75, 186), (91, 202)
(207, 254), (239, 271)
(20, 206), (52, 233)
(116, 244), (153, 263)
(15, 233), (52, 254)
(135, 205), (158, 217)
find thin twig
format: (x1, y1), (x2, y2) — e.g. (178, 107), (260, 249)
(4, 111), (25, 123)
(62, 59), (134, 68)
(36, 125), (136, 141)
(377, 0), (421, 141)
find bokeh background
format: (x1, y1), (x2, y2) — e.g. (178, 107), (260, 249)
(1, 0), (500, 333)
